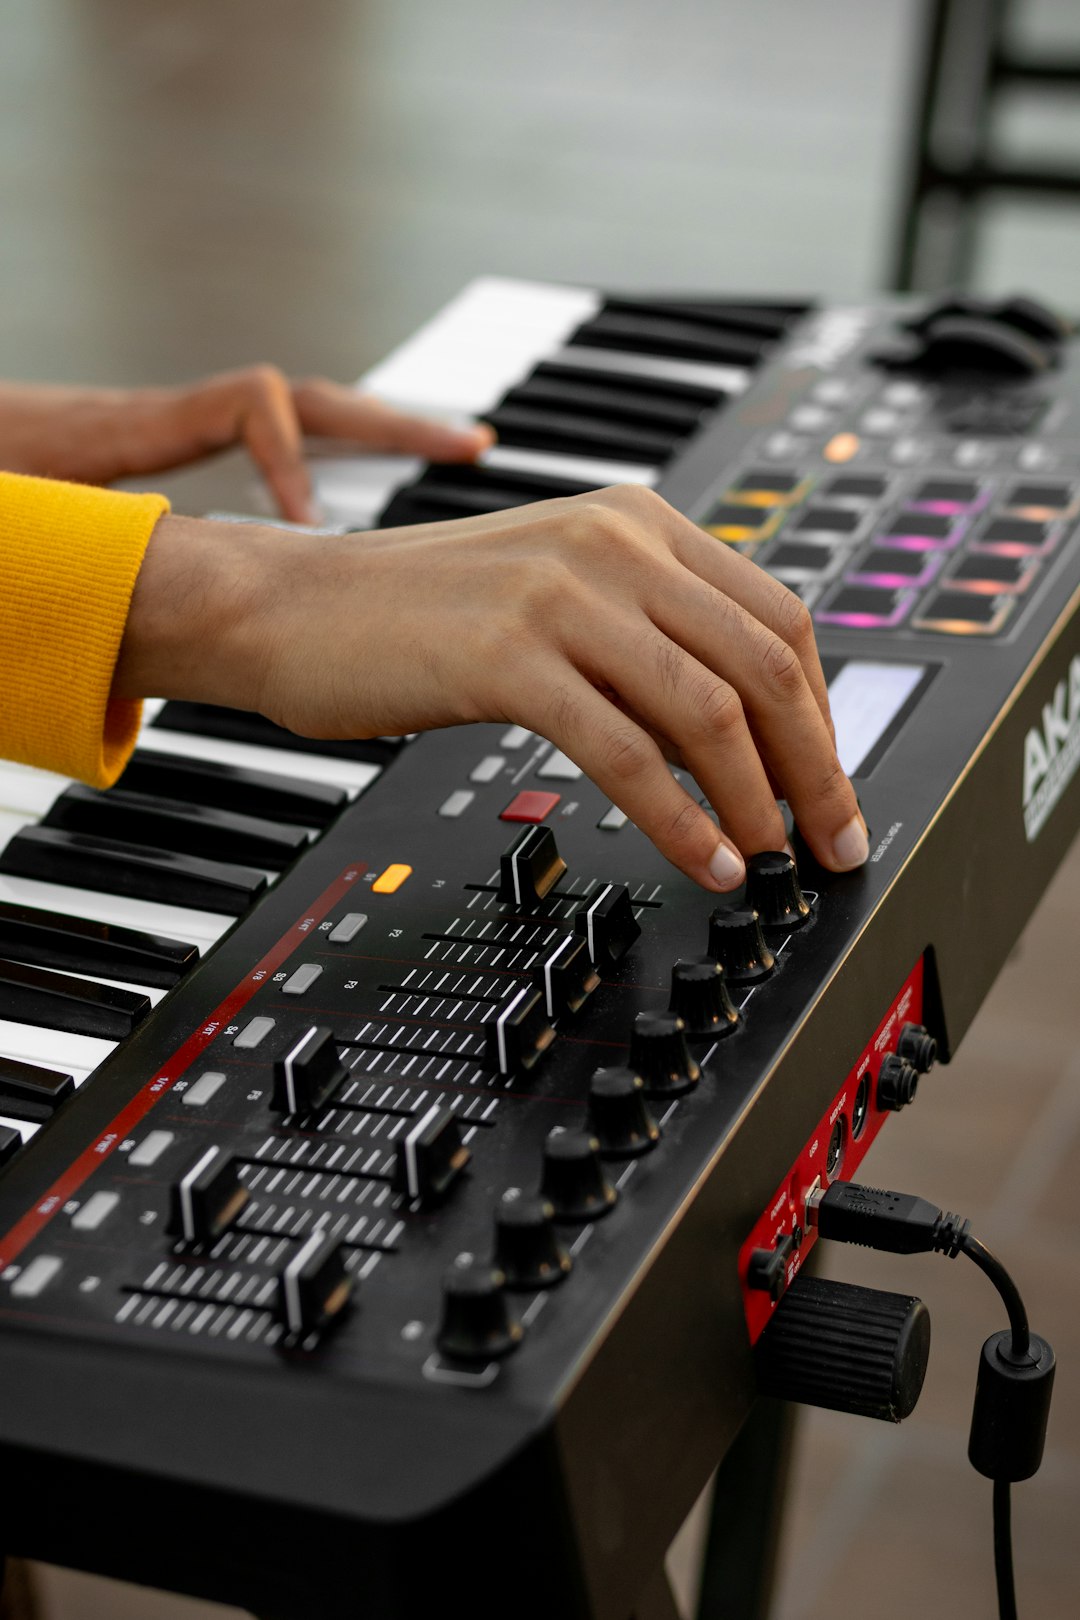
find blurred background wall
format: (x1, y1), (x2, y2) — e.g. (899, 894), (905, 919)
(1, 1), (1079, 1617)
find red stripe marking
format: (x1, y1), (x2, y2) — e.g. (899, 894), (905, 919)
(0, 863), (367, 1270)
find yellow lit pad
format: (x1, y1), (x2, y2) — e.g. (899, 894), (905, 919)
(372, 863), (413, 894)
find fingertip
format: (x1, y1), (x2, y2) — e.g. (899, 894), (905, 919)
(705, 840), (746, 893)
(828, 814), (870, 871)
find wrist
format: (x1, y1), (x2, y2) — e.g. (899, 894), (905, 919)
(113, 513), (296, 713)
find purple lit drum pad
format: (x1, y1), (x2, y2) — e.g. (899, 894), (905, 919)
(912, 589), (1015, 637)
(909, 477), (984, 511)
(814, 584), (915, 629)
(846, 548), (942, 587)
(877, 509), (965, 550)
(973, 516), (1058, 555)
(948, 553), (1040, 594)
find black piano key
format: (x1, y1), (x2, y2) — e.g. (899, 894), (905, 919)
(150, 704), (401, 767)
(531, 359), (725, 410)
(0, 899), (197, 989)
(479, 404), (678, 465)
(412, 462), (598, 501)
(119, 750), (347, 828)
(0, 1056), (76, 1122)
(0, 1125), (21, 1168)
(600, 296), (808, 341)
(0, 959), (150, 1041)
(569, 310), (768, 367)
(43, 785), (310, 872)
(378, 463), (598, 528)
(505, 373), (709, 433)
(0, 828), (267, 917)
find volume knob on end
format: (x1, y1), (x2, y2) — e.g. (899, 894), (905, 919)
(707, 907), (775, 984)
(668, 957), (739, 1038)
(541, 1128), (617, 1221)
(494, 1192), (572, 1289)
(587, 1066), (660, 1158)
(628, 1012), (701, 1098)
(436, 1260), (522, 1361)
(745, 851), (811, 930)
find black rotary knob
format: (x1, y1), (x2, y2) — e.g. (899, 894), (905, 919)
(494, 1191), (572, 1289)
(755, 1274), (931, 1422)
(540, 1128), (617, 1221)
(436, 1260), (523, 1361)
(745, 850), (811, 930)
(668, 957), (739, 1038)
(877, 1052), (919, 1111)
(707, 906), (775, 984)
(587, 1067), (660, 1158)
(627, 1012), (702, 1098)
(897, 1022), (937, 1074)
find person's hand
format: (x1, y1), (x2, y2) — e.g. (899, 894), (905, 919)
(116, 484), (869, 893)
(0, 370), (492, 522)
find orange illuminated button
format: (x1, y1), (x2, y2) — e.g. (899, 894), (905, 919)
(372, 863), (413, 894)
(824, 432), (861, 464)
(500, 791), (561, 824)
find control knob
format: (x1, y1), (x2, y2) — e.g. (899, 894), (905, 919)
(277, 1229), (353, 1338)
(436, 1260), (522, 1361)
(587, 1067), (660, 1158)
(574, 883), (641, 965)
(668, 956), (739, 1037)
(498, 825), (566, 907)
(494, 1192), (572, 1289)
(169, 1145), (249, 1245)
(535, 934), (600, 1019)
(540, 1128), (617, 1221)
(392, 1104), (471, 1204)
(745, 850), (811, 930)
(628, 1012), (702, 1098)
(707, 906), (775, 984)
(272, 1024), (346, 1115)
(486, 983), (555, 1075)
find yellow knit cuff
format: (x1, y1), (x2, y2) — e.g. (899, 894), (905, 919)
(0, 472), (170, 787)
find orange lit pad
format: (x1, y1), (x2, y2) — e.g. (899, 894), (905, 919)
(500, 791), (561, 824)
(372, 863), (413, 894)
(912, 591), (1015, 637)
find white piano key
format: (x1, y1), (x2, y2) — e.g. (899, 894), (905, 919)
(479, 442), (657, 489)
(0, 875), (228, 950)
(306, 455), (422, 530)
(139, 726), (382, 797)
(0, 763), (74, 817)
(0, 1019), (115, 1074)
(545, 342), (750, 398)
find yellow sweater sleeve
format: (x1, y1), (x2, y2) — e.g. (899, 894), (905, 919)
(0, 472), (169, 787)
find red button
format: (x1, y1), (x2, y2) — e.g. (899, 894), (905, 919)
(500, 790), (561, 824)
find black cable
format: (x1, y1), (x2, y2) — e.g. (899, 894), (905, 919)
(994, 1478), (1017, 1620)
(961, 1233), (1029, 1359)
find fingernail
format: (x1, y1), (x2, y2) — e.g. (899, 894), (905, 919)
(832, 815), (869, 870)
(708, 841), (745, 891)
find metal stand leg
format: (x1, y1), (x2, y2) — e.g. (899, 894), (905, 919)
(694, 1398), (798, 1620)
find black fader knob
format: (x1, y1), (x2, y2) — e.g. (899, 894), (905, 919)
(587, 1066), (660, 1158)
(541, 1128), (617, 1221)
(668, 956), (739, 1038)
(486, 984), (555, 1076)
(628, 1012), (702, 1098)
(169, 1145), (249, 1244)
(707, 906), (775, 984)
(393, 1104), (471, 1205)
(436, 1260), (523, 1362)
(755, 1274), (931, 1423)
(897, 1021), (937, 1075)
(498, 825), (567, 907)
(745, 850), (811, 930)
(277, 1229), (353, 1339)
(877, 1052), (919, 1112)
(535, 934), (600, 1019)
(494, 1191), (572, 1290)
(574, 882), (641, 966)
(271, 1025), (346, 1115)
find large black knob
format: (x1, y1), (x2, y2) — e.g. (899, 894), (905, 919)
(486, 984), (555, 1076)
(277, 1229), (353, 1338)
(272, 1024), (346, 1115)
(587, 1067), (660, 1158)
(393, 1104), (471, 1204)
(897, 1022), (937, 1074)
(498, 825), (566, 907)
(575, 882), (641, 965)
(627, 1012), (702, 1098)
(534, 934), (600, 1019)
(707, 907), (775, 984)
(745, 851), (811, 930)
(668, 957), (739, 1038)
(541, 1128), (617, 1221)
(436, 1260), (522, 1361)
(169, 1145), (249, 1244)
(494, 1192), (572, 1289)
(876, 1052), (919, 1112)
(755, 1274), (931, 1422)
